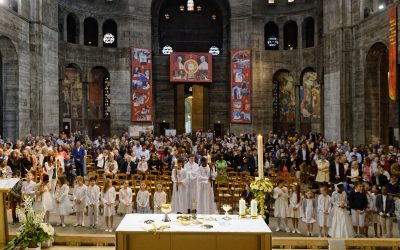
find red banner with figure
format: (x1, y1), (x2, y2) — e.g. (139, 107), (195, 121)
(389, 6), (397, 101)
(131, 48), (152, 122)
(230, 49), (252, 124)
(170, 52), (212, 82)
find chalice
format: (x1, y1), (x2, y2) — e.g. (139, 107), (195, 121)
(222, 204), (232, 220)
(161, 204), (172, 222)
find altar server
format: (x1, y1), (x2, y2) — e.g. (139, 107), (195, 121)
(87, 177), (100, 229)
(136, 181), (150, 213)
(196, 157), (217, 214)
(102, 178), (116, 232)
(22, 172), (36, 199)
(172, 158), (189, 213)
(317, 186), (331, 237)
(34, 175), (53, 224)
(73, 176), (88, 227)
(329, 183), (354, 238)
(302, 190), (317, 236)
(54, 176), (72, 227)
(118, 180), (133, 215)
(184, 154), (199, 213)
(154, 182), (167, 214)
(273, 179), (290, 232)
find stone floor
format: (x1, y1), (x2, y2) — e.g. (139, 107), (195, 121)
(7, 209), (400, 238)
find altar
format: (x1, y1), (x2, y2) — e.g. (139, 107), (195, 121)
(116, 214), (272, 250)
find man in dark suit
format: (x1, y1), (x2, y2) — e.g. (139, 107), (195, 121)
(376, 186), (395, 238)
(329, 154), (345, 183)
(247, 150), (257, 176)
(241, 183), (254, 205)
(120, 155), (137, 177)
(72, 140), (86, 177)
(296, 143), (310, 167)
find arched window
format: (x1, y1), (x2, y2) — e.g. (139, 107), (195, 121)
(265, 21), (279, 50)
(84, 17), (98, 46)
(103, 19), (118, 48)
(283, 21), (297, 50)
(303, 17), (315, 48)
(9, 0), (18, 12)
(67, 14), (79, 44)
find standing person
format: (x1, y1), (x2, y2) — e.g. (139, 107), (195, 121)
(44, 155), (58, 195)
(215, 154), (228, 182)
(302, 190), (317, 236)
(317, 186), (331, 237)
(329, 154), (345, 183)
(395, 197), (400, 237)
(329, 183), (354, 238)
(87, 177), (100, 229)
(102, 178), (116, 232)
(72, 140), (86, 177)
(73, 176), (88, 227)
(54, 176), (71, 227)
(33, 175), (53, 224)
(154, 182), (167, 214)
(376, 185), (395, 238)
(366, 184), (380, 238)
(289, 183), (302, 234)
(184, 154), (199, 213)
(273, 179), (290, 232)
(171, 158), (189, 214)
(196, 157), (217, 214)
(315, 154), (330, 185)
(64, 155), (76, 186)
(348, 182), (368, 237)
(118, 180), (133, 215)
(136, 182), (150, 214)
(9, 170), (22, 224)
(21, 172), (36, 199)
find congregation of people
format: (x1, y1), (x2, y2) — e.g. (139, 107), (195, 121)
(0, 130), (400, 237)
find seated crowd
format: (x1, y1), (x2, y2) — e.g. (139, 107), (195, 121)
(0, 131), (399, 237)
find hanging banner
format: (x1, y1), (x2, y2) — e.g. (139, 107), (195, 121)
(230, 49), (252, 124)
(131, 48), (152, 122)
(389, 6), (397, 101)
(170, 52), (212, 82)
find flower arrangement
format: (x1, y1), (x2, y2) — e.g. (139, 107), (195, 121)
(250, 177), (274, 219)
(5, 197), (54, 250)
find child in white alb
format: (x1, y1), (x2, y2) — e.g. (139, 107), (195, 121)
(33, 175), (53, 224)
(136, 182), (150, 213)
(317, 187), (331, 237)
(73, 176), (88, 227)
(118, 180), (133, 215)
(102, 179), (116, 232)
(87, 177), (100, 229)
(54, 176), (72, 227)
(289, 184), (302, 234)
(273, 180), (290, 232)
(154, 182), (167, 214)
(302, 190), (317, 236)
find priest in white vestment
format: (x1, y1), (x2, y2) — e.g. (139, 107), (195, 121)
(196, 157), (217, 214)
(184, 154), (199, 212)
(171, 158), (189, 213)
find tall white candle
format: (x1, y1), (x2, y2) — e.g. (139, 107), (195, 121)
(239, 198), (246, 216)
(257, 134), (264, 179)
(251, 199), (258, 217)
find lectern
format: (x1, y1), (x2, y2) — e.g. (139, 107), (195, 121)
(0, 178), (19, 248)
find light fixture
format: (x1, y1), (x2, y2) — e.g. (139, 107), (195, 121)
(0, 0), (5, 5)
(209, 46), (220, 56)
(197, 5), (202, 12)
(378, 4), (385, 10)
(211, 14), (217, 20)
(179, 5), (185, 11)
(162, 45), (173, 55)
(164, 13), (170, 20)
(103, 33), (115, 44)
(187, 0), (194, 11)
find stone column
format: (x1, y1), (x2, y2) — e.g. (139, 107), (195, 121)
(295, 83), (301, 133)
(174, 84), (185, 134)
(297, 19), (302, 49)
(279, 23), (284, 50)
(79, 18), (84, 45)
(63, 16), (67, 42)
(98, 19), (103, 47)
(192, 85), (209, 133)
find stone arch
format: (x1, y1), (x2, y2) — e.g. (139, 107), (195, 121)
(302, 17), (315, 48)
(0, 36), (19, 141)
(283, 20), (298, 50)
(364, 42), (390, 144)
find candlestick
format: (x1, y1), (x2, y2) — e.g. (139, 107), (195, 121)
(250, 199), (258, 219)
(257, 134), (264, 179)
(239, 198), (246, 218)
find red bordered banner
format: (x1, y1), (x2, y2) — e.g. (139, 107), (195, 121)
(389, 6), (397, 101)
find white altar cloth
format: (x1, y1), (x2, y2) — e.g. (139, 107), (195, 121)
(116, 214), (271, 233)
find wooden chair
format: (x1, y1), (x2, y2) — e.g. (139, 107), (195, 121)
(115, 173), (127, 181)
(103, 173), (114, 181)
(149, 170), (160, 176)
(216, 181), (232, 208)
(240, 172), (250, 181)
(132, 174), (143, 181)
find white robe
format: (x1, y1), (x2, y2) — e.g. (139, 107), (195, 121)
(54, 184), (72, 215)
(196, 166), (217, 215)
(73, 184), (88, 212)
(317, 194), (331, 227)
(273, 187), (289, 218)
(136, 190), (150, 213)
(118, 187), (133, 214)
(154, 191), (167, 214)
(184, 161), (199, 210)
(87, 185), (100, 206)
(329, 191), (354, 238)
(101, 187), (116, 216)
(171, 168), (189, 213)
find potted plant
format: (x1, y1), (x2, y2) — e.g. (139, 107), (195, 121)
(5, 197), (55, 250)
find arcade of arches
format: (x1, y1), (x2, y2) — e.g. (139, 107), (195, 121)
(0, 0), (399, 146)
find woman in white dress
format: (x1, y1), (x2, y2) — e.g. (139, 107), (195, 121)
(34, 175), (53, 224)
(273, 180), (290, 232)
(289, 184), (302, 234)
(101, 179), (116, 232)
(45, 155), (59, 195)
(329, 183), (354, 238)
(317, 186), (331, 237)
(118, 180), (133, 215)
(302, 190), (317, 236)
(136, 182), (150, 213)
(171, 158), (189, 214)
(154, 183), (167, 214)
(196, 157), (217, 215)
(73, 176), (87, 227)
(54, 176), (72, 227)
